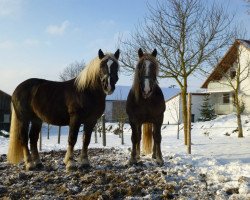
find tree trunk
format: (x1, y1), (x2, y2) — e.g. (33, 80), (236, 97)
(237, 112), (243, 138)
(121, 123), (124, 145)
(235, 95), (243, 138)
(181, 86), (188, 145)
(187, 93), (192, 154)
(234, 72), (244, 137)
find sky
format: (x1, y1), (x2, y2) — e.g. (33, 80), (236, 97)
(0, 0), (249, 95)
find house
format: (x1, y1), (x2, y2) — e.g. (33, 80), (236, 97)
(163, 93), (207, 124)
(104, 85), (180, 122)
(201, 39), (250, 115)
(0, 90), (11, 131)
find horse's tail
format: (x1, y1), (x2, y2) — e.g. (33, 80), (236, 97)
(7, 105), (24, 164)
(142, 123), (153, 155)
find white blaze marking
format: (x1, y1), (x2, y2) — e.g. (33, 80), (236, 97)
(107, 59), (113, 91)
(144, 60), (151, 94)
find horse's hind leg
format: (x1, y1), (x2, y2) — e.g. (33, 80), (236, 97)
(29, 119), (43, 169)
(20, 120), (36, 170)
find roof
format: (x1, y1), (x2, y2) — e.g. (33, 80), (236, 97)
(0, 90), (11, 98)
(106, 85), (180, 101)
(201, 39), (250, 88)
(165, 92), (208, 103)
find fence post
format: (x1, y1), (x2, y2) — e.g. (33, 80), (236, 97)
(47, 124), (50, 139)
(94, 125), (98, 143)
(102, 114), (106, 146)
(121, 130), (124, 145)
(187, 93), (192, 154)
(39, 131), (42, 151)
(58, 126), (61, 144)
(121, 123), (124, 145)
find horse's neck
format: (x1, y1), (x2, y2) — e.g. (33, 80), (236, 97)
(77, 79), (106, 99)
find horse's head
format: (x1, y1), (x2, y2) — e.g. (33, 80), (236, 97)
(98, 49), (120, 95)
(137, 48), (158, 99)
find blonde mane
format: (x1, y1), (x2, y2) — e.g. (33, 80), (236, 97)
(75, 54), (118, 91)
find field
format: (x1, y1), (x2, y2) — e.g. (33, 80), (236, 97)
(0, 114), (250, 199)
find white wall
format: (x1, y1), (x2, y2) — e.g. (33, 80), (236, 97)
(191, 95), (207, 122)
(209, 93), (234, 115)
(164, 94), (206, 124)
(164, 95), (180, 125)
(238, 45), (250, 113)
(206, 44), (250, 115)
(104, 101), (113, 121)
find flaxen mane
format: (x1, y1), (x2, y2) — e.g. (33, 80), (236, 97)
(132, 54), (159, 101)
(75, 54), (119, 91)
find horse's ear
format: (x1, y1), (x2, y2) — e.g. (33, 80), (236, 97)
(138, 48), (143, 58)
(114, 49), (120, 60)
(98, 49), (105, 59)
(152, 49), (157, 57)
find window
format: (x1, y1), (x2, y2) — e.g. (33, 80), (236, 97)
(3, 114), (10, 123)
(223, 93), (230, 104)
(230, 70), (236, 79)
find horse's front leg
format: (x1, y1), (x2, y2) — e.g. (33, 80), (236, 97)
(129, 121), (141, 165)
(79, 122), (95, 168)
(152, 123), (164, 166)
(64, 116), (81, 171)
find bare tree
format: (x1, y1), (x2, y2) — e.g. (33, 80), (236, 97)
(245, 0), (250, 14)
(216, 40), (250, 138)
(59, 60), (85, 81)
(120, 0), (236, 145)
(166, 95), (181, 139)
(112, 90), (128, 141)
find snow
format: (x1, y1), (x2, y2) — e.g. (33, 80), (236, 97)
(0, 113), (250, 198)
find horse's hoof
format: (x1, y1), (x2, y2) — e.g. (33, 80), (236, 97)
(152, 154), (156, 159)
(78, 157), (91, 168)
(25, 162), (36, 171)
(155, 159), (164, 166)
(66, 162), (77, 172)
(128, 158), (137, 166)
(79, 163), (91, 169)
(35, 162), (44, 170)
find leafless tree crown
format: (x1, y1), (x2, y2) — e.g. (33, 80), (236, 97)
(59, 60), (85, 81)
(120, 0), (236, 86)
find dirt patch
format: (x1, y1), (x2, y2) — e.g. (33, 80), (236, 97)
(0, 148), (215, 199)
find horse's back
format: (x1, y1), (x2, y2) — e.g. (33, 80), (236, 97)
(12, 78), (72, 124)
(12, 78), (47, 117)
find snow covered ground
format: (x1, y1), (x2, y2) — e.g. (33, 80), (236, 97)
(0, 113), (250, 198)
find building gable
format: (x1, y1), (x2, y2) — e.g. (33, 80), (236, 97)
(201, 39), (250, 88)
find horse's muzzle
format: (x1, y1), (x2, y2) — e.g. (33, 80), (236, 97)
(142, 91), (153, 99)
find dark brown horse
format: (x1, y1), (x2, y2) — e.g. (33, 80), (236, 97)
(8, 49), (120, 170)
(126, 48), (165, 165)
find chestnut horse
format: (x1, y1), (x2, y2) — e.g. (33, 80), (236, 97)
(8, 49), (120, 170)
(126, 48), (165, 165)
